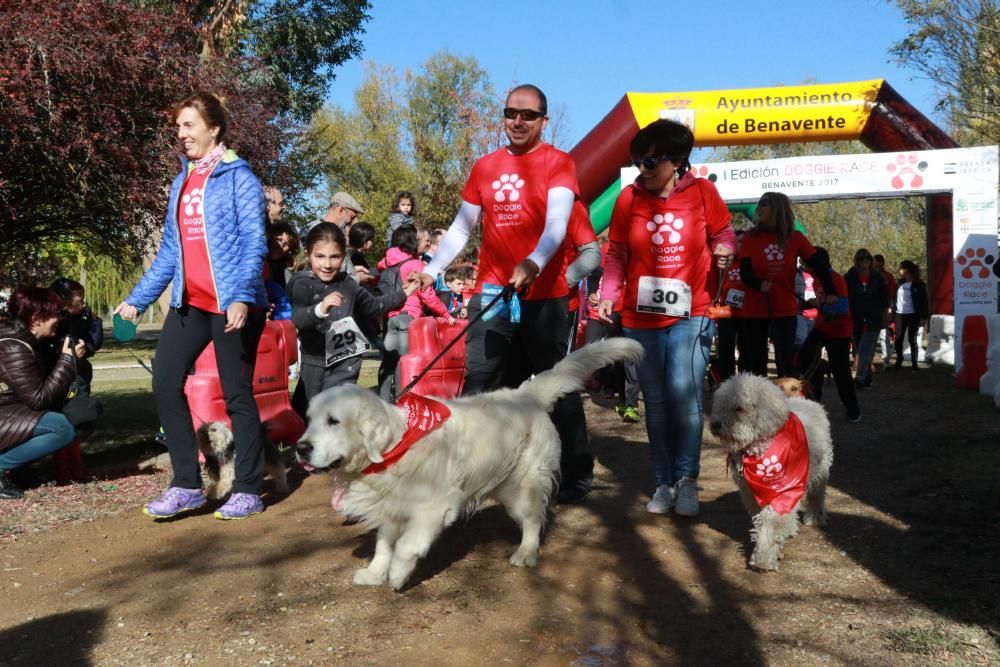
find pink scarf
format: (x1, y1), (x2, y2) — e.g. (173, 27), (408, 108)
(191, 143), (226, 175)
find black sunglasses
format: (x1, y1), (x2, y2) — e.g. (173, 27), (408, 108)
(632, 155), (672, 171)
(503, 107), (545, 121)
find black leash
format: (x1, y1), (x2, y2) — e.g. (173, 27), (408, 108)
(395, 284), (516, 400)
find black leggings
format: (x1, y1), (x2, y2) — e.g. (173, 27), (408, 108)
(739, 316), (797, 377)
(796, 330), (860, 419)
(153, 306), (266, 494)
(895, 314), (920, 366)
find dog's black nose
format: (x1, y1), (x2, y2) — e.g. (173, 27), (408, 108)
(330, 456), (344, 469)
(296, 440), (313, 457)
(709, 420), (723, 433)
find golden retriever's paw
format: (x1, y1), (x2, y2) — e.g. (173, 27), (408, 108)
(353, 567), (388, 586)
(509, 548), (538, 568)
(748, 554), (780, 572)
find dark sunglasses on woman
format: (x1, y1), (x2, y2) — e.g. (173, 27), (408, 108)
(632, 155), (673, 171)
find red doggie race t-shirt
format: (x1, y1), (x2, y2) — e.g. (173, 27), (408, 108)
(608, 177), (732, 329)
(363, 394), (451, 475)
(178, 169), (221, 313)
(741, 411), (810, 515)
(740, 230), (815, 319)
(461, 144), (580, 301)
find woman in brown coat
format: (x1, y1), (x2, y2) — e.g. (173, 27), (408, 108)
(0, 287), (81, 499)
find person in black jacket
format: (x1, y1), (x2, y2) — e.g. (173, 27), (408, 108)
(0, 287), (81, 499)
(844, 249), (887, 387)
(893, 260), (930, 370)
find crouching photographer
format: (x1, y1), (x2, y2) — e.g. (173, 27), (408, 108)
(0, 287), (86, 499)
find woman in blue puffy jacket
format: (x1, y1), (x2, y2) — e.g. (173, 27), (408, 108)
(115, 91), (270, 521)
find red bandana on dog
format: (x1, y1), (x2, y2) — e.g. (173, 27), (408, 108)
(362, 394), (451, 475)
(741, 412), (809, 515)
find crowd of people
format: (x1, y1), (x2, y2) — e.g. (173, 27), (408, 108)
(0, 86), (931, 523)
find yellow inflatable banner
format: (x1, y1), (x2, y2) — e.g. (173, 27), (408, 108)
(627, 80), (883, 146)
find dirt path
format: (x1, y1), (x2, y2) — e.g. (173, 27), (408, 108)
(1, 365), (998, 666)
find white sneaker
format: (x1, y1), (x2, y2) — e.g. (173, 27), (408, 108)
(674, 477), (700, 517)
(645, 485), (676, 514)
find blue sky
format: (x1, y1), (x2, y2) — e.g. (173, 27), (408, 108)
(325, 0), (943, 148)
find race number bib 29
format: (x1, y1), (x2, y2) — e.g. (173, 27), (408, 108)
(636, 276), (692, 318)
(725, 288), (745, 309)
(325, 316), (372, 366)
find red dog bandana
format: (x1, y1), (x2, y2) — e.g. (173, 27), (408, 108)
(362, 394), (451, 475)
(741, 412), (809, 515)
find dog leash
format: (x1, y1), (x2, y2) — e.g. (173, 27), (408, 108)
(395, 284), (516, 400)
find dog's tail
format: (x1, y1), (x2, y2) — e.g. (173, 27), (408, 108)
(519, 338), (644, 411)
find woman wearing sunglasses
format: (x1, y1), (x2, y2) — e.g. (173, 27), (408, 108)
(845, 247), (888, 387)
(738, 192), (836, 378)
(598, 119), (735, 517)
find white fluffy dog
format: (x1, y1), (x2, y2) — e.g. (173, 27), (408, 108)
(196, 422), (290, 499)
(709, 374), (833, 571)
(296, 338), (644, 590)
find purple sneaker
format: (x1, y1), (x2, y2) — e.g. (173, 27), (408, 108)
(214, 492), (264, 520)
(143, 486), (206, 518)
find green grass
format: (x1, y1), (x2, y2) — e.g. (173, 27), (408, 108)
(93, 334), (158, 366)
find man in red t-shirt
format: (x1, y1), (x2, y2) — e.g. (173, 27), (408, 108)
(420, 84), (593, 504)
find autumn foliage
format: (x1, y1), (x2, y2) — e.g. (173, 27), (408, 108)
(0, 0), (287, 274)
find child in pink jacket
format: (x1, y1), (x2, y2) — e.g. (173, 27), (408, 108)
(377, 225), (454, 400)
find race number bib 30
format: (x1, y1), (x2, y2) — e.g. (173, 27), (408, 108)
(325, 316), (372, 366)
(725, 288), (745, 309)
(636, 276), (692, 318)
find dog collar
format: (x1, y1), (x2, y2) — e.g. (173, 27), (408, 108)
(362, 394), (451, 475)
(739, 412), (809, 515)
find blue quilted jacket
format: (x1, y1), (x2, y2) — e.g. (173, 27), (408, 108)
(126, 151), (268, 313)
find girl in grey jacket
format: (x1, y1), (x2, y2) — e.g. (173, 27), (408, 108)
(288, 223), (416, 414)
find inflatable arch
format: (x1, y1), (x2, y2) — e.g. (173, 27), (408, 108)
(569, 79), (959, 313)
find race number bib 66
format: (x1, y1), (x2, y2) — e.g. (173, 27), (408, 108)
(325, 316), (372, 366)
(636, 276), (692, 318)
(725, 288), (745, 309)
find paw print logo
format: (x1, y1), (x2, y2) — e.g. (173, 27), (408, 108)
(886, 153), (928, 189)
(764, 244), (784, 262)
(491, 173), (525, 202)
(956, 247), (996, 279)
(727, 267), (741, 282)
(182, 188), (204, 217)
(690, 165), (717, 182)
(646, 213), (684, 244)
(756, 455), (783, 477)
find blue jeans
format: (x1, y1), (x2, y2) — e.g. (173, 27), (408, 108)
(625, 317), (714, 487)
(0, 412), (75, 470)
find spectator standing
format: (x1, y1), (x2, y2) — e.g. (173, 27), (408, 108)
(873, 254), (897, 366)
(599, 119), (735, 516)
(893, 260), (929, 370)
(384, 191), (416, 249)
(845, 248), (887, 387)
(417, 84), (594, 504)
(115, 91), (271, 521)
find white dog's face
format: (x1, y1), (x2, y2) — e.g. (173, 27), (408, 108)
(709, 374), (790, 452)
(296, 384), (400, 474)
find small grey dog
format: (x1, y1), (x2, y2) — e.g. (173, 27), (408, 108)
(196, 422), (290, 499)
(709, 374), (833, 572)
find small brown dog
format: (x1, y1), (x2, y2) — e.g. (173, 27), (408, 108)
(196, 422), (290, 499)
(771, 377), (811, 399)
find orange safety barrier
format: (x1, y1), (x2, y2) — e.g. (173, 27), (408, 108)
(397, 317), (467, 399)
(184, 319), (304, 445)
(956, 314), (988, 390)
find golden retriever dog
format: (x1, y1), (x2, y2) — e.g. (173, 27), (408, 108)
(296, 338), (644, 590)
(196, 422), (290, 500)
(710, 374), (833, 572)
(771, 376), (810, 399)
